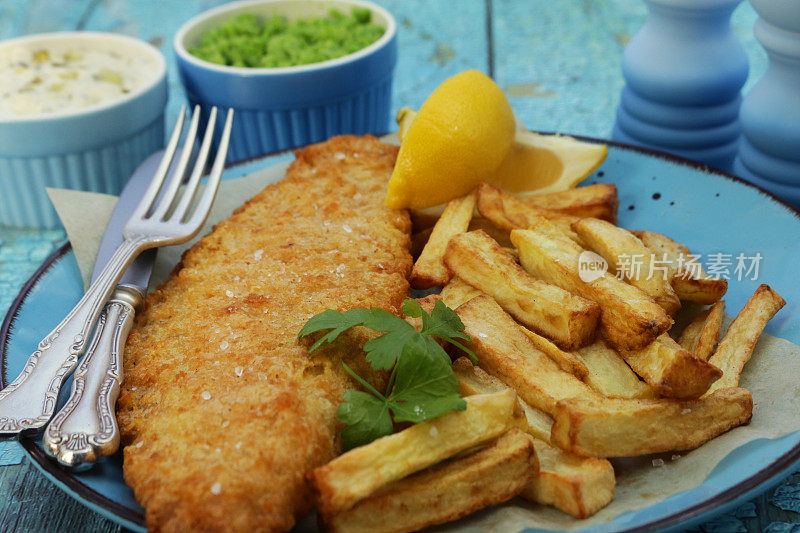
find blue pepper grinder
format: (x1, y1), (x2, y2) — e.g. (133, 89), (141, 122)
(734, 0), (800, 205)
(613, 0), (749, 172)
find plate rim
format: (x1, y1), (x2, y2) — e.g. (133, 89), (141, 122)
(3, 135), (800, 532)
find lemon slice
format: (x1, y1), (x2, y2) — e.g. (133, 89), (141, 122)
(495, 130), (608, 196)
(395, 106), (607, 200)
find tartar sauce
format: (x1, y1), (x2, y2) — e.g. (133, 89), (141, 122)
(0, 45), (153, 118)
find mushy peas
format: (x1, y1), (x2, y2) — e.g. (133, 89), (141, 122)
(189, 8), (384, 68)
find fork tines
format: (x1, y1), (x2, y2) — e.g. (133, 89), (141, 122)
(129, 105), (233, 233)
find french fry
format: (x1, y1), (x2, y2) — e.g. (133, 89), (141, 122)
(511, 228), (673, 351)
(453, 357), (553, 441)
(520, 327), (589, 380)
(671, 276), (729, 306)
(521, 183), (619, 224)
(445, 231), (600, 350)
(573, 218), (681, 315)
(632, 230), (706, 277)
(575, 339), (655, 399)
(619, 334), (721, 399)
(522, 440), (615, 519)
(551, 387), (753, 457)
(452, 358), (615, 519)
(410, 191), (476, 289)
(633, 230), (728, 304)
(476, 182), (584, 244)
(440, 277), (483, 309)
(707, 284), (786, 393)
(308, 390), (516, 516)
(468, 216), (513, 248)
(678, 301), (726, 360)
(455, 295), (600, 416)
(321, 429), (538, 533)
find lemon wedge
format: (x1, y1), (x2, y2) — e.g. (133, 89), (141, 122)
(396, 106), (607, 199)
(385, 70), (517, 210)
(391, 70), (609, 215)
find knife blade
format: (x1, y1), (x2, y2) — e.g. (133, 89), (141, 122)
(91, 151), (165, 289)
(42, 150), (173, 468)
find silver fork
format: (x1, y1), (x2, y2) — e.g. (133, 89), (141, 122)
(0, 106), (233, 435)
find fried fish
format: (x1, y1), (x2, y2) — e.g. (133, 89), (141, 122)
(117, 135), (412, 532)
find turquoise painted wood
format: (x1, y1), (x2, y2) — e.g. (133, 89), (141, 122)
(0, 1), (797, 532)
(490, 0), (767, 138)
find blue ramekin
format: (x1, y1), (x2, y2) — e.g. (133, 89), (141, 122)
(173, 0), (397, 163)
(0, 32), (167, 228)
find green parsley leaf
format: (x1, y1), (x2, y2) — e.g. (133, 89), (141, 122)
(402, 298), (477, 364)
(301, 297), (474, 450)
(299, 306), (421, 370)
(388, 340), (466, 423)
(361, 324), (422, 370)
(337, 390), (393, 450)
(298, 307), (376, 351)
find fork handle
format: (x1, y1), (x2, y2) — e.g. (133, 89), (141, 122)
(0, 237), (147, 435)
(43, 286), (141, 468)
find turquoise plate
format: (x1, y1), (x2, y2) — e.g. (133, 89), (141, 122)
(3, 137), (800, 532)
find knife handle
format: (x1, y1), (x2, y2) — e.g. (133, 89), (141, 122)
(0, 238), (146, 435)
(43, 286), (142, 469)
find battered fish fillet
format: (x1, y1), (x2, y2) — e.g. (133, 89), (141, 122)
(116, 136), (412, 532)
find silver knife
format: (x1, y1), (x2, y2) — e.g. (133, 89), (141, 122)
(41, 151), (165, 468)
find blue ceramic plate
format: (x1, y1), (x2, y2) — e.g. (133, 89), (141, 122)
(3, 137), (800, 532)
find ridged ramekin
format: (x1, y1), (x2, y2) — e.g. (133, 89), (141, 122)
(174, 0), (397, 162)
(0, 32), (167, 228)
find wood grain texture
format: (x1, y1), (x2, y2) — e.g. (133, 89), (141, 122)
(490, 0), (766, 139)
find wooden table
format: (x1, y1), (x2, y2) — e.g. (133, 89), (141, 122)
(0, 1), (797, 531)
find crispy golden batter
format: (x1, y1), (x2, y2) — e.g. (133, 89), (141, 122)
(116, 136), (412, 533)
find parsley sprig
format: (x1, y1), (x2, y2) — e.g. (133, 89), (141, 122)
(299, 298), (475, 449)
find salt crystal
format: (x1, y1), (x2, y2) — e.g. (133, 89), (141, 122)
(135, 441), (143, 448)
(235, 366), (244, 377)
(234, 276), (240, 282)
(334, 152), (346, 160)
(202, 391), (212, 400)
(220, 341), (229, 350)
(222, 420), (230, 428)
(681, 408), (692, 414)
(225, 290), (234, 297)
(130, 386), (137, 391)
(236, 442), (242, 450)
(652, 458), (665, 467)
(478, 333), (488, 338)
(342, 224), (353, 233)
(254, 249), (263, 260)
(353, 153), (360, 158)
(210, 482), (222, 495)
